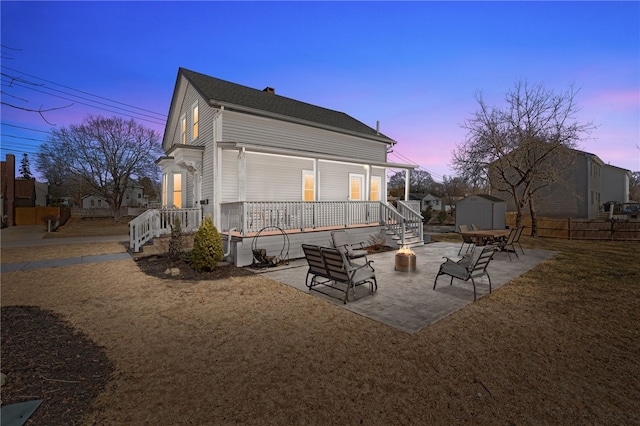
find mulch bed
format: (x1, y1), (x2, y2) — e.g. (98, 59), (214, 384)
(1, 306), (115, 425)
(134, 255), (257, 281)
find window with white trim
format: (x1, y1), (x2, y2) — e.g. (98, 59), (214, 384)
(180, 114), (186, 144)
(302, 170), (315, 201)
(349, 174), (364, 201)
(370, 176), (381, 201)
(173, 173), (183, 208)
(192, 102), (199, 140)
(162, 173), (168, 206)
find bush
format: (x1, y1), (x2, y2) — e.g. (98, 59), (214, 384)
(437, 210), (448, 224)
(42, 215), (60, 231)
(168, 216), (183, 261)
(189, 215), (224, 272)
(422, 206), (433, 223)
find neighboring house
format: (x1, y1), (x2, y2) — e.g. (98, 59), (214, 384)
(601, 164), (631, 205)
(148, 68), (419, 265)
(422, 193), (443, 211)
(14, 179), (36, 208)
(35, 181), (48, 207)
(82, 183), (149, 209)
(1, 154), (16, 226)
(490, 148), (631, 220)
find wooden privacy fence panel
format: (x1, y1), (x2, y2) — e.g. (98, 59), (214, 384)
(506, 213), (640, 241)
(15, 206), (70, 226)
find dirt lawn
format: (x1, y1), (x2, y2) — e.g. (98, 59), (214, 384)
(1, 229), (639, 424)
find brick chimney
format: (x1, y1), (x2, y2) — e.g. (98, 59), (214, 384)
(263, 87), (275, 94)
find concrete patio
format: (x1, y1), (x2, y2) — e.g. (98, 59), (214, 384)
(258, 242), (557, 334)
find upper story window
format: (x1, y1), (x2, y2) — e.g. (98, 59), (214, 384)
(180, 114), (186, 144)
(192, 102), (199, 140)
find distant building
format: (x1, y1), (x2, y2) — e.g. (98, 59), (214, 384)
(489, 148), (631, 219)
(81, 183), (149, 209)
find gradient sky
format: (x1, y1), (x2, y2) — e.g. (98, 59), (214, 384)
(2, 1), (638, 182)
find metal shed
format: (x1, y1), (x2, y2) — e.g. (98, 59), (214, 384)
(455, 194), (506, 230)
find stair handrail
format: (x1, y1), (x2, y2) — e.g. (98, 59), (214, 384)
(396, 200), (424, 244)
(129, 209), (161, 252)
(380, 203), (408, 245)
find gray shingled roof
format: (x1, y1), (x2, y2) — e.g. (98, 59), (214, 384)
(180, 68), (394, 143)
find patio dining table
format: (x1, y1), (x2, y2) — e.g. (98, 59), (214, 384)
(459, 229), (510, 246)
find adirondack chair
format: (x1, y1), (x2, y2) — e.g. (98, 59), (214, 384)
(433, 245), (497, 301)
(457, 224), (475, 255)
(330, 230), (368, 262)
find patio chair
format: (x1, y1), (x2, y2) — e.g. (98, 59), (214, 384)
(330, 230), (368, 263)
(458, 224), (475, 255)
(497, 227), (520, 261)
(471, 224), (480, 231)
(433, 245), (497, 301)
(513, 225), (525, 255)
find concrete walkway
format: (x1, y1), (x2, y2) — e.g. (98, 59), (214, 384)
(259, 242), (557, 334)
(1, 225), (129, 273)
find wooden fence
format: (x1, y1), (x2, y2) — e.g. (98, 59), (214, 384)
(15, 206), (71, 226)
(506, 213), (640, 241)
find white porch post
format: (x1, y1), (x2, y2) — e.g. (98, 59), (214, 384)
(238, 148), (246, 201)
(212, 107), (223, 230)
(404, 168), (410, 201)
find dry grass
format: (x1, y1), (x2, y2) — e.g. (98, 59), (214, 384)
(1, 232), (639, 424)
(43, 217), (131, 238)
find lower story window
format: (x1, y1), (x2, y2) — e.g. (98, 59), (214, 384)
(303, 170), (315, 201)
(173, 173), (182, 208)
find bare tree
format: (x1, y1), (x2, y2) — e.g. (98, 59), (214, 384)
(35, 115), (162, 221)
(453, 81), (595, 236)
(387, 169), (437, 195)
(440, 175), (471, 213)
(630, 171), (640, 202)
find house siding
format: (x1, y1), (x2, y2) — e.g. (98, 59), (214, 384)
(221, 149), (239, 202)
(318, 160), (368, 201)
(602, 165), (630, 203)
(245, 152), (314, 201)
(222, 110), (386, 163)
(165, 82), (213, 149)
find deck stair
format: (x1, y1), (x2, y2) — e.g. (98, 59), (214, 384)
(380, 200), (425, 249)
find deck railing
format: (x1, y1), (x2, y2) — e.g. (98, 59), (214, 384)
(221, 201), (382, 235)
(129, 201), (422, 252)
(129, 208), (202, 252)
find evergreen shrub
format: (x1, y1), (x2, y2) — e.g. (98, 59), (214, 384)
(190, 215), (224, 272)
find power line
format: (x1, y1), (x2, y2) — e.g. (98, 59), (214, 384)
(1, 78), (166, 126)
(1, 134), (48, 143)
(1, 76), (165, 122)
(1, 123), (51, 133)
(2, 65), (166, 118)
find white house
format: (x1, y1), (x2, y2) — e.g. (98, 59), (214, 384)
(138, 68), (420, 266)
(82, 183), (149, 209)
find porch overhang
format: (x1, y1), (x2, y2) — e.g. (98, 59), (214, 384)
(162, 144), (205, 173)
(217, 141), (417, 170)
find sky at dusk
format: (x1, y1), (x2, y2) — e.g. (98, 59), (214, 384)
(1, 1), (639, 182)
